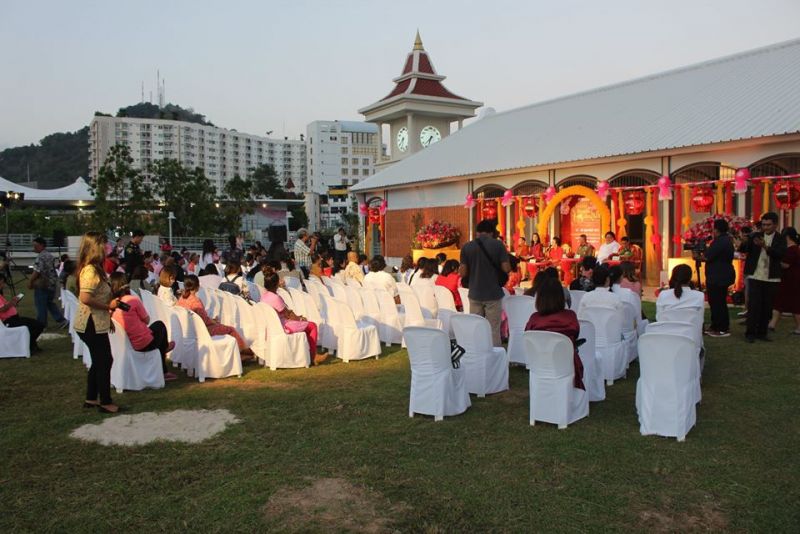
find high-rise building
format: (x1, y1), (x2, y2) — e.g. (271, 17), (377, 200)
(305, 120), (381, 230)
(89, 116), (307, 196)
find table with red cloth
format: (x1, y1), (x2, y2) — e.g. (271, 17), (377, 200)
(527, 260), (549, 279)
(560, 257), (582, 286)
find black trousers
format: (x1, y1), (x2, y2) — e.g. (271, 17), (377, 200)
(77, 316), (113, 405)
(707, 284), (730, 332)
(138, 320), (169, 373)
(4, 314), (44, 350)
(746, 279), (779, 339)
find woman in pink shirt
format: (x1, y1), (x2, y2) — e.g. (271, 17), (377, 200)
(619, 261), (642, 296)
(177, 275), (254, 360)
(109, 273), (177, 381)
(262, 269), (328, 365)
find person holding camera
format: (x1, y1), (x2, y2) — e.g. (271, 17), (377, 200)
(740, 212), (786, 343)
(693, 218), (735, 337)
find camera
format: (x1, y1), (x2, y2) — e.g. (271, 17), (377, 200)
(683, 240), (708, 253)
(116, 300), (131, 312)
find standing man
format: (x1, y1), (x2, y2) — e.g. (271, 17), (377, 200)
(741, 212), (786, 342)
(597, 231), (620, 264)
(29, 237), (68, 328)
(333, 227), (349, 268)
(696, 218), (735, 337)
(460, 220), (510, 347)
(293, 228), (316, 278)
(124, 230), (145, 279)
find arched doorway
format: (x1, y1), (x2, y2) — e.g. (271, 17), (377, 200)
(511, 180), (548, 247)
(673, 162), (736, 226)
(609, 169), (659, 279)
(537, 184), (611, 243)
(552, 176), (602, 251)
(749, 153), (800, 226)
(364, 196), (383, 258)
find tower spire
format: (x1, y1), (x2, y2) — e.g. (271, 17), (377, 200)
(413, 29), (424, 51)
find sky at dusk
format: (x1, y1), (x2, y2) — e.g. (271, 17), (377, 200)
(1, 0), (799, 148)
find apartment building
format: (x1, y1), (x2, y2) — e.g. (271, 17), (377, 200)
(89, 116), (307, 196)
(305, 120), (381, 229)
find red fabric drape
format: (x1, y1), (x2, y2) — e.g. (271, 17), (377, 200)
(753, 181), (763, 221)
(651, 188), (661, 266)
(725, 180), (734, 215)
(673, 185), (682, 256)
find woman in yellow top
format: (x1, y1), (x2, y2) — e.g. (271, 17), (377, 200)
(74, 232), (124, 414)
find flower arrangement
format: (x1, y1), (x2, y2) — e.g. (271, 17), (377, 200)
(683, 214), (751, 243)
(414, 220), (460, 249)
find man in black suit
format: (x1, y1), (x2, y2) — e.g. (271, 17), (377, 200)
(695, 218), (735, 337)
(740, 212), (786, 342)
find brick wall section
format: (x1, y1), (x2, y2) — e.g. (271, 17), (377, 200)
(385, 205), (470, 257)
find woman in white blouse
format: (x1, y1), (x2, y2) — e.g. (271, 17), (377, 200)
(656, 264), (705, 319)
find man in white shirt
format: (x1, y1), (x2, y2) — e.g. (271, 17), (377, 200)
(363, 255), (399, 298)
(597, 231), (621, 264)
(333, 227), (349, 268)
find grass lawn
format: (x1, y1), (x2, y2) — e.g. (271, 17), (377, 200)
(1, 296), (798, 532)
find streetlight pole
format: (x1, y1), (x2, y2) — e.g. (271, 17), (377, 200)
(168, 211), (176, 245)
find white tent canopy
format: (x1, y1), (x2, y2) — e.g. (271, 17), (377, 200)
(0, 176), (93, 206)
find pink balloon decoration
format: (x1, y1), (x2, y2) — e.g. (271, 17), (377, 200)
(657, 175), (672, 201)
(501, 189), (515, 207)
(544, 186), (556, 203)
(378, 199), (388, 216)
(464, 193), (476, 209)
(358, 203), (368, 216)
(734, 168), (750, 194)
(596, 180), (609, 200)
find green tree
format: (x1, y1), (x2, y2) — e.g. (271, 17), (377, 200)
(91, 144), (149, 232)
(217, 174), (253, 234)
(250, 163), (281, 198)
(151, 159), (216, 236)
(288, 203), (308, 231)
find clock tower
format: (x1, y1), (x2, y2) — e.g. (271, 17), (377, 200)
(359, 31), (482, 167)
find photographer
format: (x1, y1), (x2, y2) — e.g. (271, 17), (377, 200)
(693, 218), (735, 337)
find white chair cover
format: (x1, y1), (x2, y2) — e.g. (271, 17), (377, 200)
(343, 285), (367, 322)
(433, 285), (458, 339)
(187, 311), (242, 382)
(231, 297), (260, 347)
(636, 333), (698, 441)
(329, 282), (348, 303)
(284, 276), (302, 290)
(108, 319), (164, 393)
(0, 320), (30, 358)
(569, 290), (586, 311)
(198, 274), (222, 289)
(646, 321), (702, 403)
(287, 287), (307, 317)
(398, 287), (441, 331)
(374, 288), (404, 346)
(524, 330), (589, 428)
(63, 291), (85, 360)
(457, 288), (471, 314)
(503, 295), (536, 366)
(254, 302), (310, 370)
(450, 314), (509, 397)
(412, 283), (438, 319)
(577, 320), (605, 402)
(404, 326), (471, 421)
(621, 301), (638, 364)
(328, 298), (381, 362)
(359, 287), (396, 346)
(578, 306), (627, 385)
(276, 287), (294, 309)
(246, 281), (261, 302)
(299, 290), (336, 352)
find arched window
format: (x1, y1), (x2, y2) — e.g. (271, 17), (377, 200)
(608, 169), (659, 187)
(558, 175), (597, 190)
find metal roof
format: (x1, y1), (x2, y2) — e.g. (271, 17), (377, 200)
(352, 38), (800, 192)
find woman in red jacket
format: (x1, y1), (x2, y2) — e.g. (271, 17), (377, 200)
(434, 259), (462, 310)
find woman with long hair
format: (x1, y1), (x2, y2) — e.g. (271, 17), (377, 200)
(530, 233), (545, 261)
(656, 264), (705, 318)
(109, 272), (177, 382)
(199, 239), (216, 270)
(177, 275), (254, 361)
(619, 261), (642, 296)
(770, 227), (800, 334)
(399, 255), (415, 285)
(74, 232), (122, 413)
(434, 259), (462, 310)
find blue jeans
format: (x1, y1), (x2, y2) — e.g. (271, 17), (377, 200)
(34, 287), (65, 326)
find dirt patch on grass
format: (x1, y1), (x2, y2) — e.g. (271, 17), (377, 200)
(184, 378), (298, 390)
(495, 388), (528, 405)
(263, 477), (406, 533)
(639, 502), (729, 532)
(70, 409), (239, 446)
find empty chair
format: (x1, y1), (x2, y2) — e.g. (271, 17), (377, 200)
(404, 326), (471, 421)
(186, 311), (242, 382)
(374, 288), (404, 346)
(433, 285), (459, 338)
(108, 319), (164, 393)
(450, 314), (508, 397)
(299, 290), (336, 353)
(524, 331), (589, 429)
(569, 290), (586, 312)
(457, 288), (471, 314)
(286, 287), (307, 317)
(577, 320), (605, 402)
(360, 287), (395, 346)
(636, 333), (698, 441)
(329, 281), (348, 303)
(503, 295), (536, 366)
(646, 321), (703, 403)
(327, 297), (381, 362)
(621, 301), (638, 364)
(253, 302), (311, 370)
(343, 285), (368, 322)
(579, 306), (627, 385)
(411, 283), (438, 319)
(0, 321), (30, 358)
(398, 288), (441, 331)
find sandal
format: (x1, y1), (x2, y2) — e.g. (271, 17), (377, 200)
(98, 404), (121, 414)
(83, 401), (100, 409)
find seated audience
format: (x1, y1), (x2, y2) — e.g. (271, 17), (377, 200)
(364, 255), (400, 299)
(399, 255), (415, 285)
(524, 276), (584, 389)
(344, 251), (365, 284)
(279, 257), (304, 286)
(129, 266), (152, 293)
(158, 265), (179, 306)
(61, 260), (78, 296)
(262, 269), (328, 365)
(524, 271), (548, 298)
(103, 251), (120, 275)
(656, 264), (705, 317)
(544, 266), (572, 309)
(618, 261), (642, 296)
(186, 253), (199, 274)
(220, 261), (247, 296)
(309, 254), (325, 279)
(569, 256), (597, 292)
(109, 273), (177, 381)
(504, 256), (522, 293)
(0, 274), (44, 353)
(434, 259), (462, 310)
(577, 265), (622, 315)
(436, 252), (447, 274)
(177, 275), (254, 360)
(410, 258), (439, 315)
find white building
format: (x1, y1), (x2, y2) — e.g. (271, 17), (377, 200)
(305, 120), (381, 230)
(89, 116), (307, 196)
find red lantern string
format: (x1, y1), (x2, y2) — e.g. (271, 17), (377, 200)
(673, 184), (682, 256)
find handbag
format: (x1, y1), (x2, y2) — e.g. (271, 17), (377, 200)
(450, 340), (465, 369)
(476, 238), (509, 287)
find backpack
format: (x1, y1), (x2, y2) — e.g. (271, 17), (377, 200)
(218, 273), (242, 295)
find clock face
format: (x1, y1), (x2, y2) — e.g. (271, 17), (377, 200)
(420, 125), (442, 147)
(396, 127), (409, 152)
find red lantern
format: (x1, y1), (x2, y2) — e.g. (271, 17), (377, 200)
(367, 207), (381, 224)
(691, 187), (714, 213)
(483, 199), (498, 220)
(774, 181), (800, 210)
(522, 196), (537, 218)
(623, 190), (646, 215)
